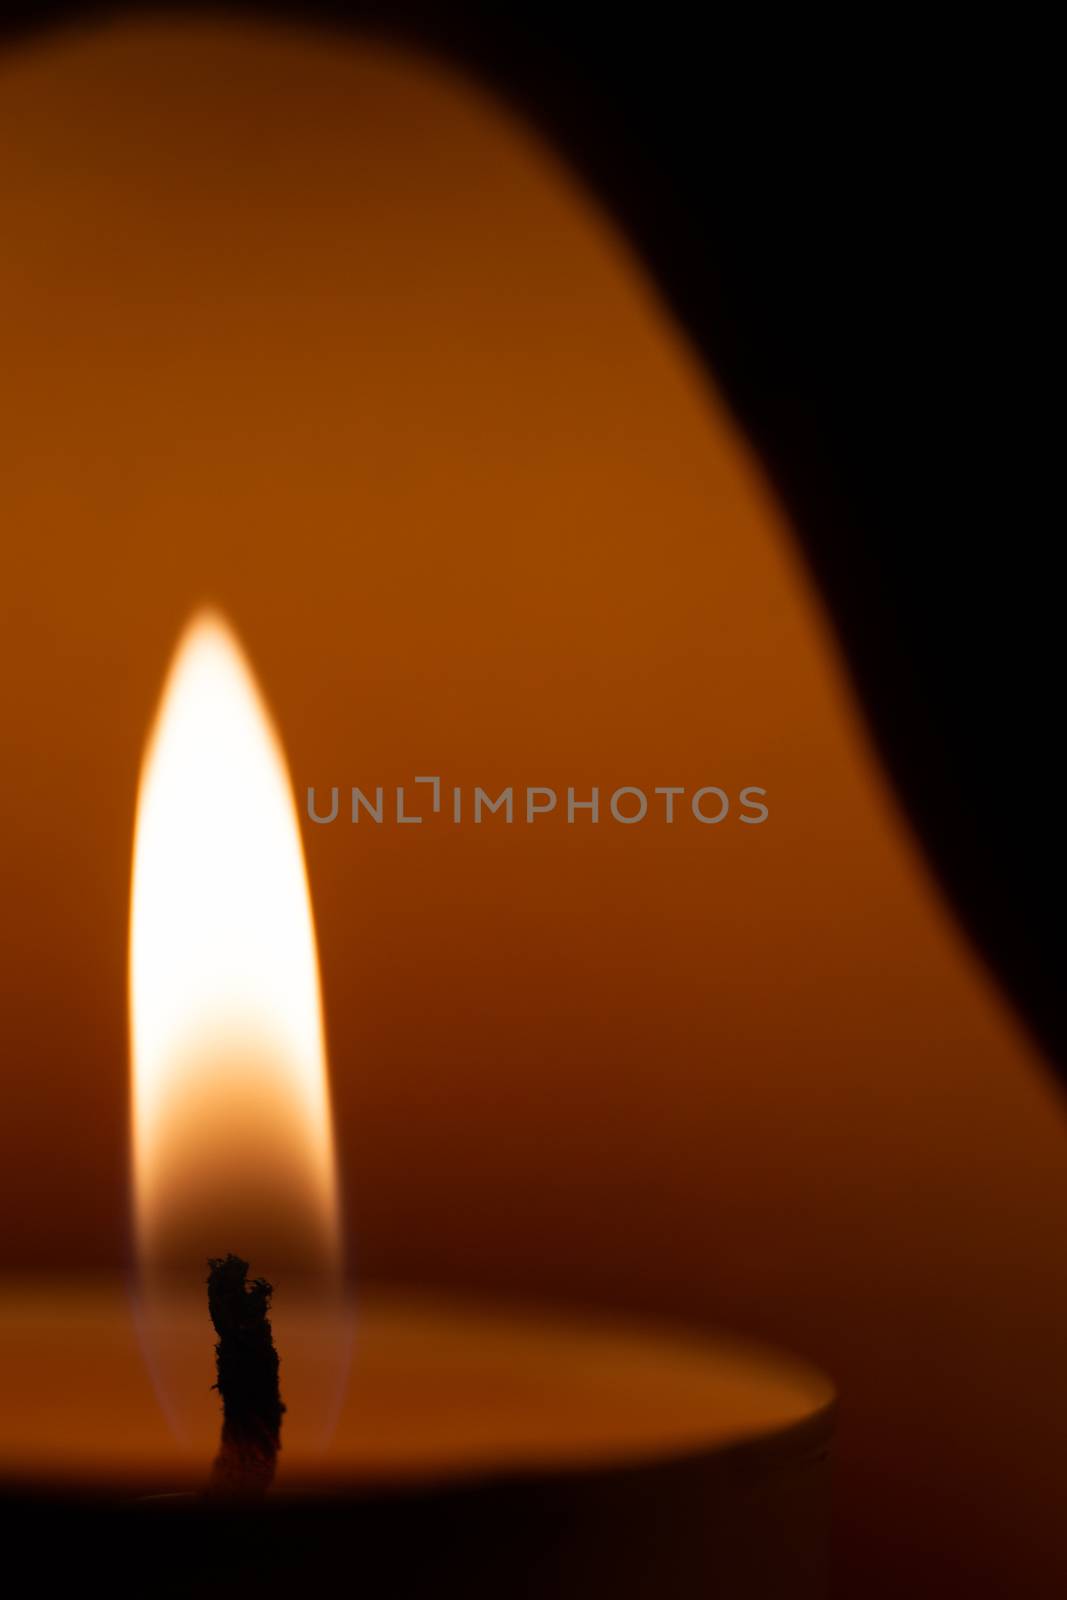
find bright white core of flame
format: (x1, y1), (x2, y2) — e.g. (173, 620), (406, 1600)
(130, 609), (340, 1275)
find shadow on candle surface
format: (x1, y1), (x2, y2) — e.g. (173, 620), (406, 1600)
(0, 13), (1065, 1596)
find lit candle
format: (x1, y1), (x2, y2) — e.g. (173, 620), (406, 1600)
(0, 609), (835, 1596)
(128, 609), (349, 1473)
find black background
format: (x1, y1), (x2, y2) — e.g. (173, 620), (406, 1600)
(2, 4), (1058, 1073)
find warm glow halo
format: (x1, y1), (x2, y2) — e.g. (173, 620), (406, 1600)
(129, 608), (341, 1280)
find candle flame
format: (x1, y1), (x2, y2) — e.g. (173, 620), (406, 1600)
(129, 609), (347, 1455)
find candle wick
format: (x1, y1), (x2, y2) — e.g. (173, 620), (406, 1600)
(205, 1254), (285, 1497)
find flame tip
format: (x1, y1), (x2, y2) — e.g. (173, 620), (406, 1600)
(173, 605), (245, 658)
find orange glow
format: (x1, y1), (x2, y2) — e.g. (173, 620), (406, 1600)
(129, 609), (347, 1455)
(3, 14), (1067, 1582)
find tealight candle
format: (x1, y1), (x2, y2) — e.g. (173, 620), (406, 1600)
(0, 611), (834, 1595)
(0, 1278), (834, 1597)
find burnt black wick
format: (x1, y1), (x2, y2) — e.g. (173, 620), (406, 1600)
(206, 1254), (285, 1495)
